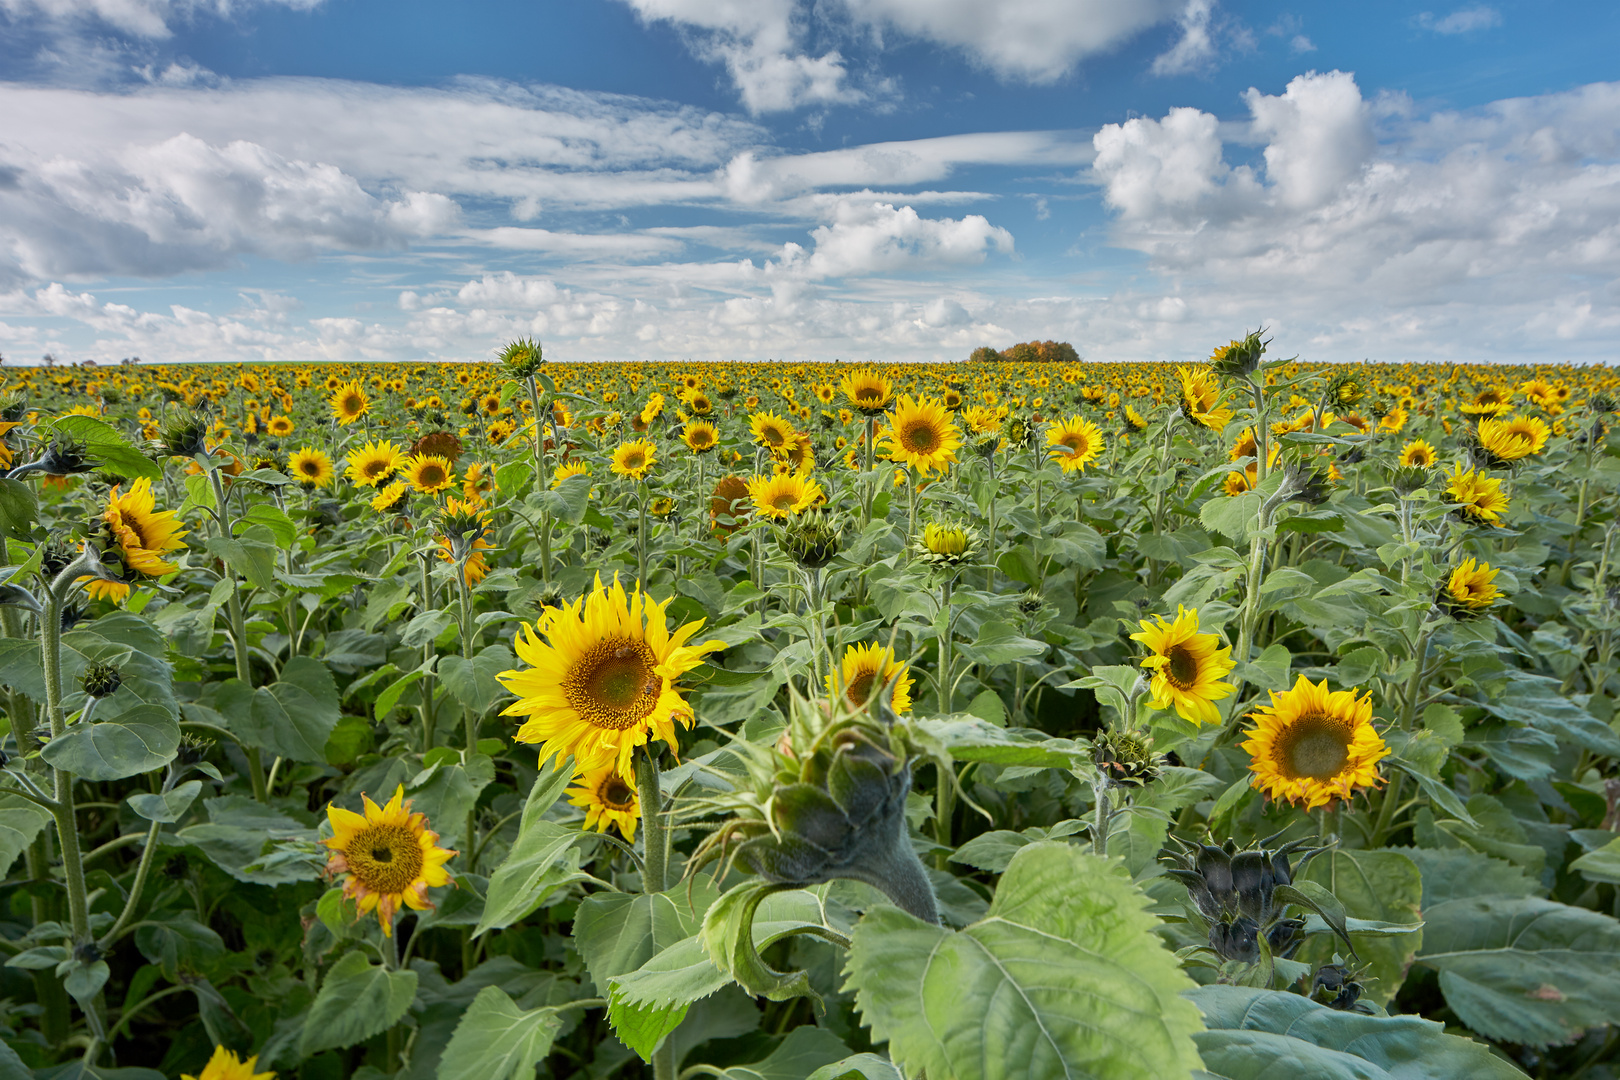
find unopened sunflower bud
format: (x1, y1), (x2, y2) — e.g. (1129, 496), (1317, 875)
(1091, 729), (1162, 787)
(780, 508), (844, 570)
(1311, 963), (1371, 1013)
(1278, 463), (1333, 506)
(1017, 590), (1046, 616)
(79, 661), (123, 699)
(1164, 835), (1331, 965)
(915, 521), (976, 568)
(498, 337), (545, 380)
(1208, 330), (1269, 379)
(40, 436), (95, 476)
(156, 412), (209, 458)
(1390, 465), (1429, 497)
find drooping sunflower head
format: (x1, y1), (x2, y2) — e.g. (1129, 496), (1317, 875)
(405, 453), (456, 495)
(682, 420), (719, 454)
(1208, 329), (1268, 378)
(498, 573), (725, 775)
(568, 765), (640, 842)
(827, 642), (913, 715)
(779, 506), (844, 569)
(611, 439), (657, 480)
(1241, 675), (1389, 810)
(840, 369), (894, 415)
(1129, 605), (1236, 727)
(1445, 464), (1508, 527)
(289, 447), (334, 488)
(345, 440), (403, 488)
(180, 1045), (276, 1080)
(323, 784), (456, 936)
(747, 471), (822, 520)
(1046, 415), (1105, 472)
(1440, 557), (1501, 616)
(879, 395), (961, 475)
(1477, 415), (1549, 462)
(1398, 439), (1437, 467)
(329, 380), (369, 425)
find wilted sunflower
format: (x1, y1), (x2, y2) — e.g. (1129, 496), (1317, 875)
(710, 475), (751, 534)
(879, 395), (960, 475)
(682, 420), (719, 454)
(1398, 439), (1437, 467)
(747, 471), (822, 520)
(406, 453), (456, 494)
(748, 411), (795, 451)
(568, 765), (640, 841)
(1440, 557), (1501, 614)
(288, 447), (334, 488)
(611, 439), (657, 480)
(841, 369), (894, 415)
(1177, 366), (1232, 431)
(104, 478), (188, 578)
(1130, 606), (1236, 726)
(344, 440), (403, 488)
(1477, 415), (1549, 461)
(498, 574), (724, 776)
(1241, 675), (1388, 810)
(828, 642), (913, 714)
(1445, 465), (1508, 527)
(323, 785), (456, 936)
(181, 1046), (275, 1080)
(329, 380), (369, 425)
(1046, 415), (1105, 472)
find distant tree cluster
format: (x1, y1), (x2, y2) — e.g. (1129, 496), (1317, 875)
(969, 340), (1080, 363)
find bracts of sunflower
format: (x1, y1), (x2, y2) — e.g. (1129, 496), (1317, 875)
(322, 785), (456, 937)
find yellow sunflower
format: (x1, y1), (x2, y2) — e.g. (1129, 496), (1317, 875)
(323, 785), (456, 936)
(181, 1046), (275, 1080)
(1177, 366), (1232, 431)
(682, 420), (719, 454)
(266, 415), (294, 437)
(345, 440), (403, 488)
(329, 380), (369, 425)
(1477, 415), (1549, 461)
(1445, 465), (1508, 527)
(611, 439), (657, 480)
(1124, 404), (1149, 432)
(1129, 606), (1236, 726)
(568, 766), (640, 841)
(749, 411), (795, 451)
(551, 462), (591, 489)
(1442, 557), (1501, 613)
(1046, 415), (1105, 472)
(1398, 439), (1437, 467)
(841, 369), (894, 415)
(1241, 675), (1388, 810)
(104, 478), (188, 577)
(289, 447), (334, 488)
(828, 642), (913, 714)
(747, 471), (823, 519)
(498, 574), (724, 776)
(879, 395), (960, 475)
(370, 481), (409, 512)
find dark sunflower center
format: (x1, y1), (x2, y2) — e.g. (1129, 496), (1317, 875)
(420, 465), (445, 486)
(599, 777), (635, 811)
(300, 461), (321, 477)
(1278, 715), (1352, 780)
(346, 823), (423, 895)
(1165, 645), (1199, 689)
(363, 459), (389, 479)
(902, 422), (938, 452)
(566, 638), (660, 730)
(846, 670), (876, 707)
(625, 451), (644, 469)
(343, 393), (363, 413)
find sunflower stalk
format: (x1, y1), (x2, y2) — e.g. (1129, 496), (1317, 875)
(208, 463), (268, 803)
(525, 374), (555, 584)
(634, 748), (678, 1080)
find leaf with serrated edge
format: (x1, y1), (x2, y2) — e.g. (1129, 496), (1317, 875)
(299, 950), (418, 1055)
(434, 985), (562, 1080)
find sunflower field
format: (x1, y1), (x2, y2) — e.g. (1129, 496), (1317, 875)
(1, 338), (1619, 1080)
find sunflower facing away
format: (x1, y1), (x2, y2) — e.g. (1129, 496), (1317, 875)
(1177, 366), (1233, 431)
(1130, 606), (1236, 726)
(841, 369), (894, 415)
(1241, 675), (1389, 810)
(181, 1046), (274, 1080)
(1445, 464), (1508, 527)
(289, 447), (334, 488)
(498, 574), (724, 776)
(323, 785), (456, 936)
(1477, 415), (1550, 461)
(1046, 415), (1105, 472)
(104, 477), (188, 578)
(568, 765), (640, 841)
(682, 420), (719, 454)
(879, 395), (961, 475)
(345, 440), (403, 488)
(329, 380), (369, 425)
(1441, 557), (1501, 614)
(747, 471), (823, 520)
(1398, 439), (1437, 467)
(828, 642), (914, 714)
(406, 453), (456, 495)
(611, 439), (657, 480)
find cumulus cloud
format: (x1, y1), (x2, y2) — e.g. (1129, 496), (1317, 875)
(0, 0), (321, 39)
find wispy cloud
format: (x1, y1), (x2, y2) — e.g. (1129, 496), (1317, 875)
(1416, 6), (1502, 35)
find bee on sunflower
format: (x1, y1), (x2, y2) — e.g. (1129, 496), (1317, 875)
(322, 785), (456, 936)
(329, 380), (369, 425)
(1046, 415), (1105, 472)
(1129, 606), (1236, 726)
(611, 439), (657, 480)
(1241, 675), (1389, 810)
(288, 447), (334, 488)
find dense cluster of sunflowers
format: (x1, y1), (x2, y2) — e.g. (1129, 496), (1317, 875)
(0, 336), (1618, 1080)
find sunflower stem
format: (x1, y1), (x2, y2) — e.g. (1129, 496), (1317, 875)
(40, 553), (98, 961)
(1092, 780), (1112, 857)
(635, 750), (667, 894)
(209, 464), (268, 802)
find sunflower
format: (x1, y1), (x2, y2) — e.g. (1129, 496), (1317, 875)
(682, 420), (719, 454)
(611, 439), (657, 480)
(1177, 366), (1232, 431)
(181, 1046), (275, 1080)
(266, 415), (294, 437)
(345, 440), (403, 488)
(1445, 465), (1508, 527)
(1241, 675), (1388, 810)
(1398, 439), (1437, 467)
(1129, 606), (1236, 726)
(828, 642), (913, 714)
(916, 521), (973, 566)
(686, 391), (713, 415)
(568, 766), (640, 841)
(551, 462), (590, 488)
(747, 472), (822, 520)
(371, 481), (409, 513)
(773, 431), (814, 474)
(1460, 385), (1513, 417)
(1477, 415), (1549, 461)
(498, 574), (724, 776)
(1441, 557), (1501, 614)
(103, 477), (188, 578)
(322, 785), (456, 936)
(1046, 415), (1105, 472)
(841, 369), (894, 415)
(879, 395), (960, 475)
(1124, 404), (1149, 432)
(710, 475), (751, 534)
(438, 535), (492, 585)
(749, 411), (794, 451)
(329, 380), (369, 425)
(289, 447), (334, 488)
(405, 454), (455, 494)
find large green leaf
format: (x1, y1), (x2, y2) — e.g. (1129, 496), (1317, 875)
(299, 949), (419, 1055)
(843, 842), (1203, 1080)
(706, 1027), (852, 1080)
(216, 656), (340, 764)
(434, 985), (562, 1080)
(1569, 837), (1620, 886)
(0, 791), (52, 877)
(474, 764), (583, 935)
(41, 704), (179, 781)
(437, 644), (516, 714)
(51, 414), (162, 480)
(1398, 847), (1541, 908)
(573, 875), (721, 995)
(1188, 985), (1527, 1079)
(906, 716), (1090, 770)
(1416, 895), (1620, 1047)
(1296, 850), (1423, 1007)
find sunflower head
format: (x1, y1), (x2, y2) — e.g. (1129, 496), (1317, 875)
(1439, 557), (1501, 616)
(611, 439), (657, 480)
(405, 453), (455, 495)
(915, 521), (975, 568)
(840, 369), (894, 415)
(1130, 606), (1235, 727)
(1242, 674), (1389, 810)
(181, 1045), (276, 1080)
(880, 395), (961, 475)
(1162, 834), (1331, 966)
(79, 659), (123, 698)
(682, 420), (719, 454)
(289, 447), (334, 488)
(103, 478), (188, 578)
(1091, 729), (1162, 787)
(1397, 439), (1436, 468)
(323, 785), (456, 936)
(1177, 366), (1233, 431)
(747, 471), (822, 520)
(1477, 415), (1549, 463)
(1208, 329), (1268, 379)
(345, 440), (404, 488)
(371, 481), (409, 513)
(410, 430), (464, 464)
(1045, 415), (1105, 472)
(155, 411), (210, 458)
(1445, 465), (1508, 528)
(330, 380), (369, 425)
(568, 766), (639, 842)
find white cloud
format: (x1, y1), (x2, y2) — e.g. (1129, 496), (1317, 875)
(789, 199), (1014, 279)
(1243, 69), (1373, 209)
(0, 0), (321, 39)
(1416, 6), (1502, 35)
(1290, 35), (1315, 54)
(1150, 0), (1216, 76)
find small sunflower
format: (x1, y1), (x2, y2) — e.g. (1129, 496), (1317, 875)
(828, 642), (913, 714)
(1124, 404), (1149, 432)
(323, 785), (456, 936)
(749, 411), (795, 451)
(1398, 439), (1437, 467)
(266, 415), (294, 437)
(1241, 675), (1388, 810)
(1445, 465), (1508, 527)
(498, 574), (724, 776)
(551, 462), (591, 488)
(1046, 415), (1105, 472)
(329, 380), (369, 425)
(1477, 415), (1549, 461)
(181, 1046), (275, 1080)
(345, 440), (403, 488)
(568, 766), (640, 841)
(104, 478), (188, 578)
(682, 420), (719, 454)
(747, 471), (822, 520)
(371, 481), (409, 512)
(1129, 606), (1236, 726)
(611, 439), (657, 480)
(841, 369), (894, 415)
(406, 453), (456, 494)
(288, 447), (334, 488)
(1177, 366), (1232, 431)
(879, 395), (960, 475)
(1440, 557), (1501, 615)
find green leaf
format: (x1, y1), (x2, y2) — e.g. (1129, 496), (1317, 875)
(0, 791), (53, 876)
(1200, 493), (1261, 543)
(1483, 672), (1620, 757)
(907, 717), (1090, 771)
(574, 876), (722, 996)
(204, 524), (279, 591)
(957, 620), (1045, 665)
(1416, 895), (1620, 1047)
(1399, 847), (1541, 908)
(437, 644), (516, 714)
(949, 830), (1039, 874)
(127, 779), (203, 823)
(710, 1027), (853, 1080)
(1296, 850), (1423, 1008)
(474, 764), (583, 936)
(1188, 985), (1528, 1080)
(374, 665), (430, 721)
(0, 478), (38, 539)
(41, 704), (179, 781)
(239, 502), (298, 546)
(52, 414), (162, 480)
(134, 913), (225, 981)
(1569, 837), (1620, 885)
(805, 1053), (904, 1080)
(299, 949), (419, 1055)
(701, 882), (830, 1002)
(843, 842), (1203, 1080)
(217, 656), (341, 764)
(408, 755), (494, 851)
(434, 985), (562, 1080)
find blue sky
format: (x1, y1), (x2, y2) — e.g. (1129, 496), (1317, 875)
(1, 0), (1617, 365)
